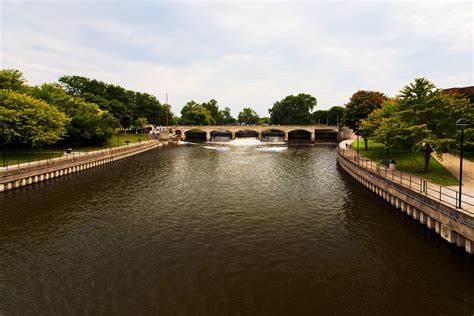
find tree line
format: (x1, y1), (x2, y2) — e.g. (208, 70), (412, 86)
(343, 78), (473, 172)
(0, 69), (172, 147)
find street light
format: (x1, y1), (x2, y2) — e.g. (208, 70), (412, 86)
(456, 118), (470, 208)
(355, 121), (360, 161)
(0, 121), (8, 167)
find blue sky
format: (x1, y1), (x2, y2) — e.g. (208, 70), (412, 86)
(1, 0), (472, 117)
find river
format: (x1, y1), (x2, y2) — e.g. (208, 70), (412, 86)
(0, 141), (473, 314)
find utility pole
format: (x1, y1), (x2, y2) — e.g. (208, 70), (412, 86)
(165, 93), (169, 130)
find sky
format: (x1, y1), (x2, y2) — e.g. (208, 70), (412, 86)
(1, 0), (472, 117)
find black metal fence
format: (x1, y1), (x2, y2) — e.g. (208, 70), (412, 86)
(338, 147), (474, 211)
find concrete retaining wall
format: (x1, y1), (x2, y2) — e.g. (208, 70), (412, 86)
(0, 140), (161, 193)
(337, 149), (474, 254)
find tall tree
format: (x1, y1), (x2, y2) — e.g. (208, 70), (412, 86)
(31, 84), (119, 145)
(0, 90), (69, 147)
(180, 101), (215, 125)
(269, 93), (317, 125)
(395, 78), (472, 172)
(343, 90), (387, 150)
(216, 107), (236, 125)
(0, 69), (26, 91)
(238, 108), (260, 124)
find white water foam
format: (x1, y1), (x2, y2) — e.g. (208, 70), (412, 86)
(202, 146), (230, 151)
(256, 147), (287, 152)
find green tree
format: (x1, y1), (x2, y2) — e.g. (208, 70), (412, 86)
(259, 117), (271, 125)
(216, 107), (236, 125)
(59, 75), (173, 127)
(31, 84), (119, 146)
(0, 90), (69, 147)
(238, 107), (259, 124)
(395, 78), (472, 172)
(201, 99), (219, 124)
(343, 90), (387, 150)
(312, 110), (328, 125)
(327, 106), (344, 125)
(0, 69), (26, 91)
(180, 101), (215, 125)
(134, 117), (148, 134)
(269, 93), (317, 125)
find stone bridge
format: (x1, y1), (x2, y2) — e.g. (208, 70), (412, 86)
(171, 125), (350, 142)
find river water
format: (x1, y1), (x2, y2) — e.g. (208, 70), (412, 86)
(0, 141), (473, 314)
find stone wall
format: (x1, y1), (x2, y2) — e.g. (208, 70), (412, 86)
(0, 140), (161, 193)
(337, 148), (474, 254)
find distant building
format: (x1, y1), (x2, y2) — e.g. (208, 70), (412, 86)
(443, 86), (474, 103)
(443, 86), (474, 95)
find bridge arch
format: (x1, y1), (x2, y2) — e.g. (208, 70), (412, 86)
(235, 130), (258, 138)
(210, 129), (233, 141)
(185, 129), (207, 142)
(288, 129), (312, 142)
(261, 129), (285, 141)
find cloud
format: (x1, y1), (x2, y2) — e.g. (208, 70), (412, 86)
(1, 0), (472, 117)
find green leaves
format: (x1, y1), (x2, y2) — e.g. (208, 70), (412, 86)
(360, 78), (472, 171)
(269, 93), (317, 125)
(343, 90), (387, 133)
(238, 108), (259, 124)
(0, 90), (69, 147)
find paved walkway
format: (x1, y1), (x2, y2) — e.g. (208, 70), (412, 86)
(338, 141), (474, 213)
(433, 152), (474, 196)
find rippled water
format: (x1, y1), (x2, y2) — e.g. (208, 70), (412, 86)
(0, 143), (473, 314)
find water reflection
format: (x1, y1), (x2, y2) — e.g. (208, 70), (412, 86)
(0, 145), (472, 314)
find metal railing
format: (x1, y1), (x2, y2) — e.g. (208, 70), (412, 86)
(0, 140), (157, 174)
(337, 147), (474, 211)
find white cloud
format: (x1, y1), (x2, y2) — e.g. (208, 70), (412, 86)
(1, 0), (472, 117)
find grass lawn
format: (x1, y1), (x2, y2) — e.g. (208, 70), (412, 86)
(72, 133), (150, 152)
(352, 140), (458, 186)
(1, 149), (64, 167)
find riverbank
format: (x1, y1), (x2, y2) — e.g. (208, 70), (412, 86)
(337, 143), (474, 254)
(0, 140), (164, 193)
(351, 140), (457, 186)
(0, 133), (150, 167)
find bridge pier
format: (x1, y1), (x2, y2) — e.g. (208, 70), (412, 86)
(284, 132), (288, 142)
(311, 132), (315, 142)
(206, 131), (211, 141)
(232, 132), (236, 140)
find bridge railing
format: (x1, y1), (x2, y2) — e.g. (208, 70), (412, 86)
(337, 147), (474, 212)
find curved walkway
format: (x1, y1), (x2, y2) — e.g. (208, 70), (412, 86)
(433, 153), (474, 196)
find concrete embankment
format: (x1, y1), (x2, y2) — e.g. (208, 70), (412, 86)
(337, 146), (474, 255)
(0, 140), (162, 193)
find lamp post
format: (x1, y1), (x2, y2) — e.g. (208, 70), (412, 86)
(355, 121), (360, 161)
(0, 121), (8, 167)
(456, 118), (470, 208)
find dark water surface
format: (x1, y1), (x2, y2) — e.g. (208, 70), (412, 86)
(0, 143), (473, 315)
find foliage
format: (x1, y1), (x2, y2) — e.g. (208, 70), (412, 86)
(216, 107), (236, 125)
(180, 101), (215, 125)
(134, 117), (148, 132)
(269, 93), (317, 125)
(0, 90), (69, 147)
(360, 78), (473, 172)
(238, 107), (260, 124)
(259, 117), (271, 125)
(343, 90), (387, 149)
(312, 110), (328, 124)
(31, 84), (119, 146)
(59, 75), (174, 127)
(0, 69), (27, 91)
